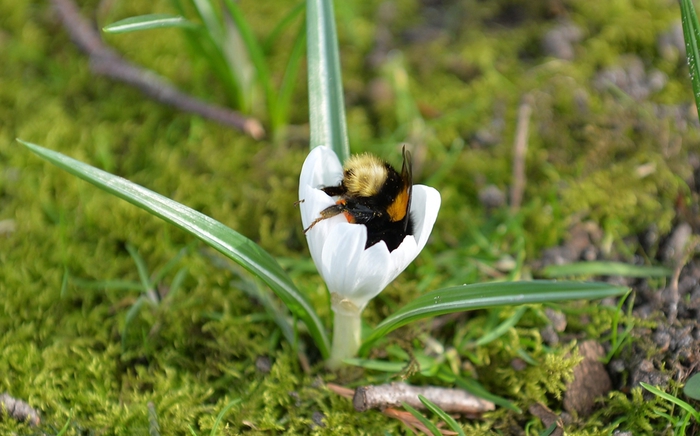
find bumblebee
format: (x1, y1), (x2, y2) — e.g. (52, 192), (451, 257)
(304, 147), (414, 252)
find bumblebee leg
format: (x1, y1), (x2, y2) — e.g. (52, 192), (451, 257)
(303, 204), (345, 233)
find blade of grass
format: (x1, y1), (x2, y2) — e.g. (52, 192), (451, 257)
(71, 278), (144, 291)
(273, 22), (306, 135)
(263, 2), (305, 51)
(418, 395), (465, 436)
(474, 306), (528, 347)
(126, 244), (152, 292)
(306, 0), (349, 160)
(103, 14), (196, 33)
(641, 382), (700, 421)
(360, 280), (627, 354)
(210, 397), (243, 436)
(150, 245), (192, 287)
(543, 261), (672, 278)
(401, 401), (442, 436)
(680, 0), (700, 117)
(19, 140), (331, 358)
(122, 296), (152, 350)
(223, 0), (274, 115)
(539, 422), (558, 436)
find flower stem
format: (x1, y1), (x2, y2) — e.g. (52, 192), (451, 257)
(327, 305), (362, 370)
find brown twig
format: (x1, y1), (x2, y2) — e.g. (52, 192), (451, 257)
(0, 393), (41, 426)
(509, 95), (533, 213)
(50, 0), (265, 140)
(353, 382), (495, 415)
(328, 384), (463, 435)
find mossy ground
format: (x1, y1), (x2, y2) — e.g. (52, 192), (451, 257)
(1, 0), (698, 434)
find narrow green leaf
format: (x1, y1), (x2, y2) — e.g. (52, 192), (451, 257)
(210, 397), (243, 436)
(150, 245), (191, 287)
(126, 244), (152, 292)
(273, 22), (306, 133)
(55, 409), (73, 436)
(168, 268), (189, 300)
(60, 267), (70, 298)
(641, 382), (700, 420)
(71, 278), (144, 291)
(122, 296), (151, 350)
(263, 2), (305, 51)
(418, 395), (465, 436)
(360, 280), (627, 354)
(103, 14), (196, 34)
(343, 358), (405, 372)
(306, 0), (350, 160)
(539, 423), (558, 436)
(222, 0), (273, 116)
(475, 306), (528, 347)
(19, 140), (331, 358)
(680, 0), (700, 118)
(401, 401), (442, 436)
(543, 261), (671, 278)
(684, 373), (700, 401)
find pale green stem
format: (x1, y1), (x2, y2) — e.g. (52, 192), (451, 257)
(327, 294), (362, 370)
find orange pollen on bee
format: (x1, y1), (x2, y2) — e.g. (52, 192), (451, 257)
(343, 211), (355, 223)
(387, 186), (410, 222)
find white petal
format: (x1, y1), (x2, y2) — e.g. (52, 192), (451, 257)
(321, 222), (367, 296)
(299, 184), (335, 229)
(389, 234), (419, 276)
(410, 185), (441, 251)
(346, 241), (394, 309)
(298, 145), (343, 195)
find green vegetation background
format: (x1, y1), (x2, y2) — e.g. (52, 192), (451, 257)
(1, 0), (697, 434)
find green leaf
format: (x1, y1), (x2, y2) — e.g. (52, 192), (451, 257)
(102, 14), (196, 34)
(126, 244), (152, 292)
(360, 280), (627, 354)
(306, 0), (349, 160)
(19, 140), (330, 358)
(418, 395), (466, 436)
(475, 305), (528, 347)
(641, 382), (700, 421)
(539, 423), (558, 436)
(684, 373), (700, 401)
(222, 0), (273, 118)
(543, 261), (672, 278)
(401, 401), (442, 436)
(210, 397), (243, 436)
(680, 0), (700, 119)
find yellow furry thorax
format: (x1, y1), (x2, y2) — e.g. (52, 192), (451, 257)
(343, 154), (388, 197)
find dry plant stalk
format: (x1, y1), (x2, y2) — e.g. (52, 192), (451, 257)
(50, 0), (265, 139)
(509, 95), (533, 212)
(353, 382), (495, 414)
(0, 393), (41, 426)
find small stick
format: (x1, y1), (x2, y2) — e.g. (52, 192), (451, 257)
(49, 0), (265, 140)
(509, 95), (533, 213)
(0, 393), (41, 426)
(353, 382), (495, 414)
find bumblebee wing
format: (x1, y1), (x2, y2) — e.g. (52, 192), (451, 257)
(401, 145), (413, 232)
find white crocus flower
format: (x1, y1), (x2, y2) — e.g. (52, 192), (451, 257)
(299, 146), (441, 368)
